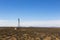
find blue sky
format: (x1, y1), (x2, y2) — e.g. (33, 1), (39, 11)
(0, 0), (60, 26)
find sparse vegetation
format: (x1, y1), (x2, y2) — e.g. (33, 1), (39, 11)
(0, 27), (60, 40)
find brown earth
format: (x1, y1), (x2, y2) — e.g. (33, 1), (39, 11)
(0, 27), (60, 40)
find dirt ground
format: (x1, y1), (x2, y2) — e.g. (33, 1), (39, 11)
(0, 27), (60, 40)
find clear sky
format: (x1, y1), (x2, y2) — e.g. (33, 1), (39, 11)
(0, 0), (60, 27)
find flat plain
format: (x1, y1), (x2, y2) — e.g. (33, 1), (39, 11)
(0, 27), (60, 40)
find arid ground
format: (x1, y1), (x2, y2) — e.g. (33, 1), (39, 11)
(0, 27), (60, 40)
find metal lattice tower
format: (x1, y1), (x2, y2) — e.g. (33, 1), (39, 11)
(18, 18), (20, 27)
(14, 18), (20, 30)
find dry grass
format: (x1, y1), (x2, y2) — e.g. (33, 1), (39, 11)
(0, 27), (60, 40)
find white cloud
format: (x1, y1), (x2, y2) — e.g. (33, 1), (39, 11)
(0, 20), (60, 27)
(0, 20), (17, 27)
(21, 20), (60, 27)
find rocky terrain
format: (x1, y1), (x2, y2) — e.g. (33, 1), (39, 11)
(0, 27), (60, 40)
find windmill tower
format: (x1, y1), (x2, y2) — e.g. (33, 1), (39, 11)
(14, 18), (20, 30)
(18, 18), (20, 27)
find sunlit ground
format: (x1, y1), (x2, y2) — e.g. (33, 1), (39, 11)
(0, 27), (60, 40)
